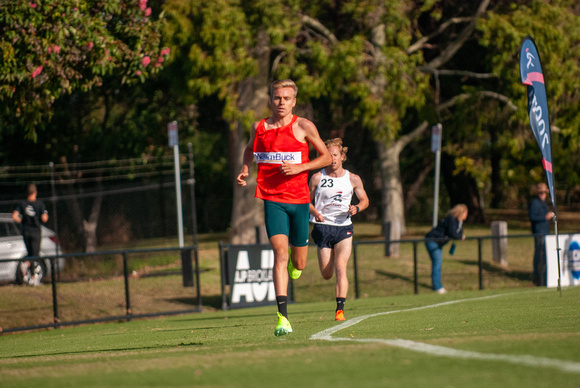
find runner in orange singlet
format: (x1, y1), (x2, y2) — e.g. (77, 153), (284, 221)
(237, 79), (331, 336)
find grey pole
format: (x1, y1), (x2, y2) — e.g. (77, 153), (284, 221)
(188, 143), (198, 248)
(49, 162), (60, 321)
(168, 121), (184, 248)
(174, 144), (184, 248)
(49, 163), (60, 267)
(431, 123), (442, 227)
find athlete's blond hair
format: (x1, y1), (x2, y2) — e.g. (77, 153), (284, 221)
(325, 138), (348, 162)
(270, 79), (298, 98)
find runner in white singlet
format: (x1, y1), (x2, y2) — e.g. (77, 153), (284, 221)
(309, 138), (369, 321)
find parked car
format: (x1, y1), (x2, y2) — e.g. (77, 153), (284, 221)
(0, 213), (64, 285)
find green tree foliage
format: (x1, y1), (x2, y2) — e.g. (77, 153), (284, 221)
(162, 0), (262, 128)
(3, 0), (580, 242)
(269, 1), (430, 142)
(0, 0), (169, 139)
(450, 0), (580, 207)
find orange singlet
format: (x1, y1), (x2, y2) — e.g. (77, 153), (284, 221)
(253, 115), (310, 204)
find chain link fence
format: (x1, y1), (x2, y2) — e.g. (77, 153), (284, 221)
(0, 154), (202, 253)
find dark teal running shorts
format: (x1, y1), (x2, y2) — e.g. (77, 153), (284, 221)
(263, 200), (310, 247)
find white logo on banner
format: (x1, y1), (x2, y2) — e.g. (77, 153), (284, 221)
(231, 250), (276, 303)
(545, 234), (580, 288)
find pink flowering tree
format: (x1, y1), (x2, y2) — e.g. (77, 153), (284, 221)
(0, 0), (171, 138)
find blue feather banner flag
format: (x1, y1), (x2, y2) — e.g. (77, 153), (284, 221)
(520, 36), (563, 293)
(519, 36), (557, 212)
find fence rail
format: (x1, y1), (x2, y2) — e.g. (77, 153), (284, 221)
(3, 232), (573, 334)
(351, 234), (538, 298)
(0, 246), (201, 334)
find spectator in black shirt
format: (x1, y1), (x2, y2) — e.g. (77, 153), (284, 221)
(528, 182), (554, 286)
(12, 184), (49, 285)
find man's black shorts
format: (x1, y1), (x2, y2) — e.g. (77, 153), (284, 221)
(311, 223), (353, 249)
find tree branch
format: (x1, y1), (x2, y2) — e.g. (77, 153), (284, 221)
(300, 15), (338, 44)
(424, 0), (490, 69)
(271, 51), (286, 75)
(478, 91), (518, 111)
(437, 91), (518, 112)
(419, 67), (497, 79)
(395, 120), (429, 151)
(406, 17), (473, 55)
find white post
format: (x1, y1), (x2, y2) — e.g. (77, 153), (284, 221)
(431, 123), (442, 227)
(169, 121), (184, 248)
(491, 221), (508, 266)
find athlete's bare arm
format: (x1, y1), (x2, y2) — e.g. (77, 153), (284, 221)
(308, 172), (324, 222)
(279, 118), (331, 176)
(348, 173), (369, 216)
(236, 122), (258, 186)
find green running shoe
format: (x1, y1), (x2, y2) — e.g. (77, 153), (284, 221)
(274, 312), (292, 336)
(288, 248), (302, 280)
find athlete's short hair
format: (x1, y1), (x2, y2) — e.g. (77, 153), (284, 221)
(325, 138), (348, 162)
(270, 79), (298, 98)
(448, 204), (468, 219)
(27, 183), (37, 196)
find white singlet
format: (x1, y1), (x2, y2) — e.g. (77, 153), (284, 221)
(310, 169), (353, 226)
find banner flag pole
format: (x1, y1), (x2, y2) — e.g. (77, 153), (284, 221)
(519, 36), (561, 295)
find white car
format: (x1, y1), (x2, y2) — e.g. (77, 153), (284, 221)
(0, 213), (64, 285)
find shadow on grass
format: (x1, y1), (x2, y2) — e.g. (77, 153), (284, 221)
(456, 259), (533, 282)
(2, 341), (203, 360)
(168, 295), (222, 310)
(374, 269), (431, 289)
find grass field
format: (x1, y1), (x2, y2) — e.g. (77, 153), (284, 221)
(1, 286), (580, 387)
(0, 222), (573, 331)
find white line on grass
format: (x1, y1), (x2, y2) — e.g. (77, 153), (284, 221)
(310, 292), (580, 374)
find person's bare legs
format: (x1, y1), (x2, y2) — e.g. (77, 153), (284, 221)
(289, 244), (308, 270)
(318, 237), (352, 320)
(270, 234), (290, 296)
(317, 238), (352, 297)
(271, 235), (309, 295)
(333, 237), (352, 299)
(317, 247), (334, 280)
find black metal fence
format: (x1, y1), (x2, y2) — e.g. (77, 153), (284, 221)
(4, 231), (574, 334)
(218, 232), (572, 309)
(0, 246), (201, 334)
(351, 234), (537, 298)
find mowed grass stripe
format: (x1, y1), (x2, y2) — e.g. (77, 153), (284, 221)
(311, 289), (580, 374)
(1, 287), (579, 387)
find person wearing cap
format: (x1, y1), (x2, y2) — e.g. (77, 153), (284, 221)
(528, 182), (554, 286)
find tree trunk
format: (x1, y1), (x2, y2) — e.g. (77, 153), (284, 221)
(83, 195), (102, 253)
(229, 30), (271, 244)
(377, 141), (406, 239)
(56, 156), (85, 251)
(377, 121), (429, 254)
